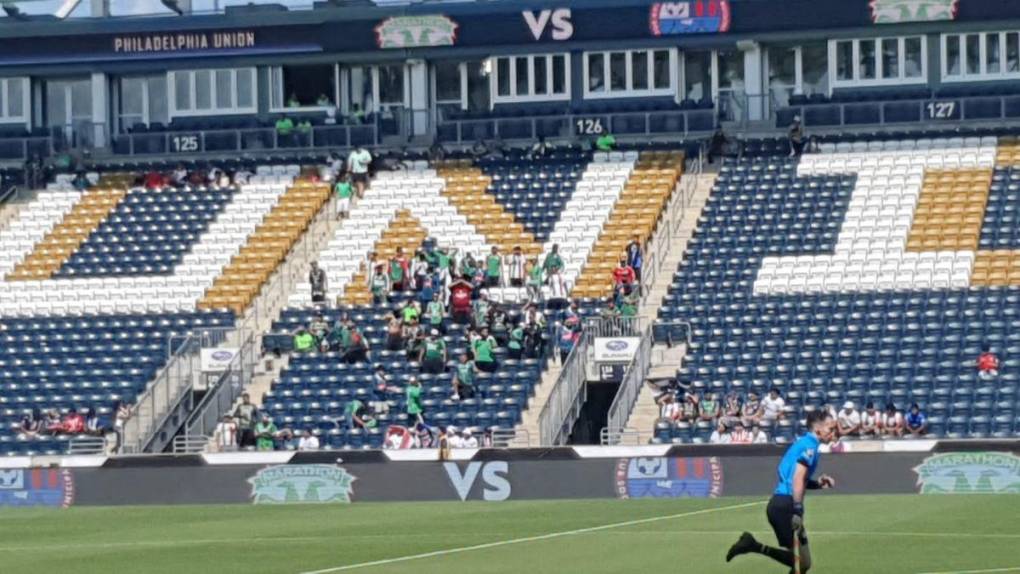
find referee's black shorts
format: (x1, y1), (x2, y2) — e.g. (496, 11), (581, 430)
(767, 494), (809, 549)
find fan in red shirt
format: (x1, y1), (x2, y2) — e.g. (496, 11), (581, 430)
(977, 343), (999, 380)
(62, 408), (86, 434)
(612, 258), (636, 288)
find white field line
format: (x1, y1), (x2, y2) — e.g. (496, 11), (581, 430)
(916, 568), (1020, 574)
(297, 500), (767, 574)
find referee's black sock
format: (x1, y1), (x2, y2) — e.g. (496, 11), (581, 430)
(755, 542), (795, 567)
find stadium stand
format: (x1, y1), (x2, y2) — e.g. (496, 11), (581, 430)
(655, 136), (1020, 443)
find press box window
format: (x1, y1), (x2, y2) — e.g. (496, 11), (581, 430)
(491, 54), (570, 104)
(169, 68), (257, 117)
(270, 64), (337, 110)
(942, 31), (1020, 81)
(831, 37), (926, 88)
(583, 49), (677, 99)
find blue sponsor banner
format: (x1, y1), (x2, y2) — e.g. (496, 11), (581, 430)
(650, 1), (731, 35)
(0, 468), (75, 508)
(615, 457), (724, 499)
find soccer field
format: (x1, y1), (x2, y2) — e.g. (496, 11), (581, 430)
(2, 495), (1018, 574)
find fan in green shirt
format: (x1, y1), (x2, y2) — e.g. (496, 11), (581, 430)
(620, 290), (639, 317)
(452, 354), (476, 400)
(275, 116), (294, 136)
(472, 329), (497, 372)
(485, 247), (502, 287)
(405, 379), (424, 424)
(293, 329), (316, 352)
(542, 245), (564, 276)
(596, 132), (616, 151)
(426, 297), (445, 327)
(459, 254), (477, 280)
(508, 325), (525, 359)
(402, 302), (420, 325)
(255, 415), (278, 451)
(335, 179), (353, 199)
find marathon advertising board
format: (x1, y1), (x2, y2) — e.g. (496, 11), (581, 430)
(27, 445), (1018, 507)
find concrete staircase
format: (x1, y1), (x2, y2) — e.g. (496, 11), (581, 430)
(620, 171), (717, 442)
(513, 358), (562, 447)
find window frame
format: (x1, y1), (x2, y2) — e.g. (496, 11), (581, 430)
(490, 53), (571, 104)
(0, 77), (30, 125)
(829, 36), (927, 89)
(941, 31), (1020, 82)
(167, 67), (257, 118)
(268, 64), (339, 113)
(582, 48), (678, 99)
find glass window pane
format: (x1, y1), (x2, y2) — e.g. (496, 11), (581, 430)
(466, 61), (490, 111)
(946, 35), (961, 76)
(836, 41), (854, 81)
(195, 70), (212, 110)
(653, 50), (671, 89)
(533, 56), (548, 95)
(768, 46), (796, 86)
(632, 51), (649, 91)
(987, 33), (1001, 75)
(120, 78), (144, 117)
(497, 58), (511, 97)
(46, 82), (67, 127)
(881, 38), (899, 79)
(684, 51), (711, 101)
(147, 77), (168, 125)
(1008, 33), (1020, 73)
(0, 81), (5, 118)
(859, 40), (876, 80)
(7, 78), (23, 118)
(966, 34), (981, 75)
(717, 49), (744, 90)
(588, 53), (605, 93)
(515, 57), (529, 96)
(236, 69), (253, 109)
(174, 72), (191, 111)
(610, 52), (627, 91)
(378, 65), (404, 104)
(215, 70), (232, 109)
(70, 81), (90, 119)
(552, 55), (566, 94)
(435, 62), (460, 102)
(904, 37), (923, 78)
(801, 42), (829, 95)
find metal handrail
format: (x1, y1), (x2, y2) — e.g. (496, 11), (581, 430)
(537, 330), (591, 446)
(603, 324), (654, 443)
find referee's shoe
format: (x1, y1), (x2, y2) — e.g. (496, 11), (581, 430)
(726, 532), (757, 562)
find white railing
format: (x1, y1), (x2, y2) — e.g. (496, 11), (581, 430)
(602, 325), (655, 444)
(538, 330), (592, 446)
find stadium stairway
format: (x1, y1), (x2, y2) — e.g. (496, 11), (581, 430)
(614, 171), (717, 443)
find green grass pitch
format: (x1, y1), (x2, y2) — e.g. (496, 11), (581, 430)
(2, 495), (1018, 573)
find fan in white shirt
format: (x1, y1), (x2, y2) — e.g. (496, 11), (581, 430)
(447, 426), (464, 448)
(297, 431), (320, 451)
(860, 402), (881, 437)
(709, 422), (731, 444)
(836, 401), (862, 437)
(461, 429), (479, 449)
(214, 415), (238, 452)
(760, 389), (786, 421)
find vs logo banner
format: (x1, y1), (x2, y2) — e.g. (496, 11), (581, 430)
(522, 8), (573, 41)
(444, 461), (511, 501)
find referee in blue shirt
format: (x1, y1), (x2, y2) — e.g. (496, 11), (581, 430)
(726, 410), (837, 572)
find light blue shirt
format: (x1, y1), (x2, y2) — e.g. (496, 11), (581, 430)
(774, 432), (821, 496)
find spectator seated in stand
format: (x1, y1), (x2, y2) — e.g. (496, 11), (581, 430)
(255, 414), (279, 452)
(977, 343), (999, 380)
(836, 401), (862, 438)
(215, 414), (238, 452)
(906, 403), (928, 436)
(749, 422), (769, 444)
(293, 327), (316, 353)
(760, 388), (786, 422)
(699, 392), (721, 423)
(297, 429), (320, 451)
(860, 402), (882, 438)
(709, 421), (730, 444)
(729, 420), (753, 444)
